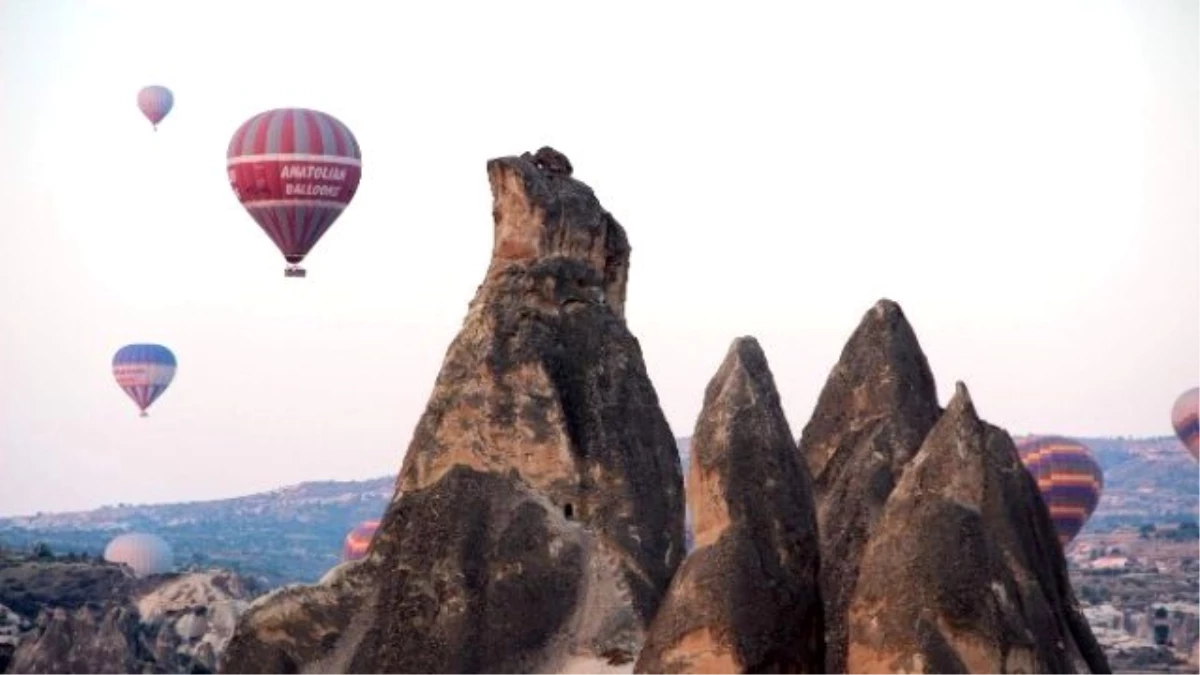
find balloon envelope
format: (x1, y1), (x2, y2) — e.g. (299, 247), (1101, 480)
(136, 86), (174, 129)
(112, 344), (176, 416)
(104, 532), (174, 577)
(341, 520), (380, 562)
(226, 108), (362, 276)
(1015, 435), (1104, 547)
(1171, 387), (1199, 461)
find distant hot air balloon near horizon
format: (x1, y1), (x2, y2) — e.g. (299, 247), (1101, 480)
(104, 532), (174, 577)
(226, 108), (363, 278)
(136, 85), (174, 131)
(1015, 435), (1104, 548)
(112, 344), (176, 417)
(342, 520), (380, 562)
(1171, 387), (1199, 461)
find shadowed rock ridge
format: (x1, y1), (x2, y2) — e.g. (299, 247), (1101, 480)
(798, 299), (1107, 674)
(9, 602), (154, 674)
(797, 300), (942, 674)
(635, 337), (824, 674)
(219, 147), (685, 674)
(847, 383), (1110, 674)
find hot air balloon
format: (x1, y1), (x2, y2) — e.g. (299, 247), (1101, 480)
(226, 108), (363, 278)
(341, 520), (380, 562)
(112, 344), (176, 417)
(1015, 435), (1104, 548)
(1171, 387), (1199, 461)
(136, 85), (174, 131)
(104, 532), (174, 577)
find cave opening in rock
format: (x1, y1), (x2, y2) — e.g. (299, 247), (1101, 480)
(564, 503), (574, 520)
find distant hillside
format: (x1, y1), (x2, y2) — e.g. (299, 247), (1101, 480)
(0, 477), (395, 587)
(1078, 436), (1199, 530)
(0, 436), (1193, 587)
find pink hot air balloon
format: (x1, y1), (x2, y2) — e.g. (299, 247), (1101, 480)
(136, 86), (174, 131)
(226, 108), (363, 278)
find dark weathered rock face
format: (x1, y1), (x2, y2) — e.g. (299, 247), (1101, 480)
(797, 299), (942, 673)
(218, 560), (377, 674)
(635, 337), (824, 673)
(846, 383), (1111, 674)
(220, 147), (685, 674)
(9, 602), (153, 674)
(351, 468), (594, 673)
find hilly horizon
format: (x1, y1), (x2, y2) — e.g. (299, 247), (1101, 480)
(1, 435), (1194, 588)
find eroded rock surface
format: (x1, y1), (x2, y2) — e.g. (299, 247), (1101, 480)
(846, 383), (1111, 674)
(138, 571), (261, 673)
(220, 147), (685, 674)
(8, 602), (153, 674)
(797, 299), (942, 673)
(636, 337), (824, 673)
(1, 560), (260, 674)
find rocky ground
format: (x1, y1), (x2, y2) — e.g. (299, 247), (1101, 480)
(0, 553), (265, 674)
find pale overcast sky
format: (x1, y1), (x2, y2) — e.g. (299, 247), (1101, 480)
(1, 0), (1196, 516)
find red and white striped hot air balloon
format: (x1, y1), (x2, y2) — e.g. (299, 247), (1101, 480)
(226, 108), (363, 278)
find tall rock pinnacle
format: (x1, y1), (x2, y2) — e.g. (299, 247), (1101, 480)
(846, 383), (1110, 674)
(219, 148), (685, 674)
(796, 299), (942, 673)
(635, 337), (824, 673)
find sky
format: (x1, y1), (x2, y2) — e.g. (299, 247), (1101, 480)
(0, 0), (1196, 517)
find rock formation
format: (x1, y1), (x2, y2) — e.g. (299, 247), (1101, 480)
(635, 337), (824, 673)
(797, 299), (1109, 674)
(0, 558), (135, 620)
(219, 147), (686, 674)
(137, 571), (259, 672)
(204, 166), (1106, 674)
(846, 383), (1111, 674)
(1, 559), (261, 674)
(9, 602), (154, 674)
(796, 300), (943, 673)
(0, 603), (29, 673)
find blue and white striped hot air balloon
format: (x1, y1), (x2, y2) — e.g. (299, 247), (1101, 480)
(112, 344), (176, 417)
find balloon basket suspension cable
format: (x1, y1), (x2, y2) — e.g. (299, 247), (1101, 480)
(285, 265), (307, 279)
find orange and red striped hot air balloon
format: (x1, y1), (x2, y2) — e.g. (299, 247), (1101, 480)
(341, 520), (380, 562)
(1015, 435), (1104, 548)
